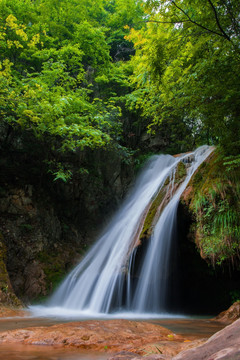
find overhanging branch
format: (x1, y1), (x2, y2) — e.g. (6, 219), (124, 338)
(206, 0), (231, 40)
(171, 0), (231, 41)
(146, 19), (191, 24)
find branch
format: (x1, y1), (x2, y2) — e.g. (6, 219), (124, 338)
(146, 19), (191, 24)
(171, 0), (231, 40)
(206, 0), (231, 40)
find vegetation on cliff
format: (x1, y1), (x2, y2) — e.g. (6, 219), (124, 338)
(184, 150), (240, 267)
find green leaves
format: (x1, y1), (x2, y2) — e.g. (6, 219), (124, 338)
(74, 21), (110, 69)
(0, 0), (145, 161)
(128, 0), (240, 154)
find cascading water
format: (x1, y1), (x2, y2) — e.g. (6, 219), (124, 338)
(31, 145), (213, 317)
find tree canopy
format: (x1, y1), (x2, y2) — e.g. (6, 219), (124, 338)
(0, 0), (239, 180)
(0, 0), (147, 179)
(128, 0), (240, 155)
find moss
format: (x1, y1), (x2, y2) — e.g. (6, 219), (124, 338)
(186, 150), (240, 266)
(175, 161), (187, 183)
(37, 251), (64, 292)
(140, 187), (166, 240)
(37, 248), (78, 294)
(139, 160), (187, 241)
(0, 233), (22, 306)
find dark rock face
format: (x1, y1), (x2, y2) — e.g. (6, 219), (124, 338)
(0, 146), (134, 303)
(0, 185), (81, 302)
(0, 233), (21, 306)
(174, 200), (240, 315)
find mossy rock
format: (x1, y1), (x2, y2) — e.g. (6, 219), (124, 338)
(139, 187), (166, 240)
(175, 161), (187, 183)
(0, 233), (22, 307)
(139, 160), (187, 242)
(36, 247), (80, 297)
(183, 150), (240, 266)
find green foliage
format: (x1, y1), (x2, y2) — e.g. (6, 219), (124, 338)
(0, 0), (146, 179)
(128, 0), (240, 155)
(190, 150), (240, 266)
(224, 155), (240, 172)
(2, 0), (239, 189)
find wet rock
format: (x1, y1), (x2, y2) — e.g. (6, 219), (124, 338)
(182, 154), (194, 164)
(173, 318), (240, 360)
(0, 185), (83, 302)
(141, 339), (206, 359)
(108, 352), (170, 360)
(108, 351), (142, 359)
(0, 234), (21, 307)
(214, 301), (240, 323)
(143, 357), (171, 360)
(0, 319), (187, 356)
(23, 261), (47, 299)
(0, 306), (27, 318)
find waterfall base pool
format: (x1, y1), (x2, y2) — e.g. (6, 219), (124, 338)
(0, 313), (225, 335)
(0, 314), (226, 360)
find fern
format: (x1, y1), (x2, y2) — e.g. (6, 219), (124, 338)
(223, 155), (240, 172)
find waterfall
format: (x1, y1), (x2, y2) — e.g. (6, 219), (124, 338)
(31, 145), (213, 317)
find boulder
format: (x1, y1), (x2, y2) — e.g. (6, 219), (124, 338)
(214, 301), (240, 323)
(172, 318), (240, 360)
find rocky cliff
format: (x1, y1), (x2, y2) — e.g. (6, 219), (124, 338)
(0, 128), (134, 304)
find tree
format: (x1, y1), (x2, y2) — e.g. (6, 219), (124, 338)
(0, 0), (148, 182)
(128, 0), (240, 154)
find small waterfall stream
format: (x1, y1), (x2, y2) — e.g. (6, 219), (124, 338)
(32, 146), (213, 317)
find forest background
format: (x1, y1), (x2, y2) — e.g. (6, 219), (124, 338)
(1, 0), (239, 173)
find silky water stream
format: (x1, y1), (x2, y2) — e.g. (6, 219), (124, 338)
(1, 146), (221, 360)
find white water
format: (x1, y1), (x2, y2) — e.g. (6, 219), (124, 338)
(30, 146), (213, 318)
